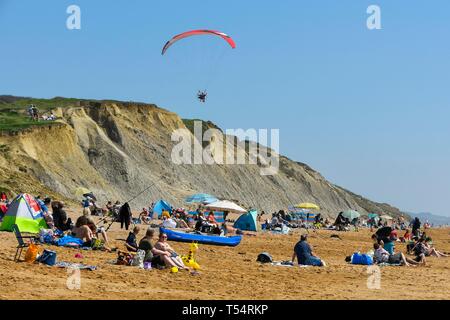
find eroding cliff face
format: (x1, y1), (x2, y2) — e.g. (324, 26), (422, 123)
(0, 101), (404, 217)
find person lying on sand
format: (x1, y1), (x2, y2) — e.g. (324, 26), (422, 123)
(292, 234), (326, 267)
(220, 222), (256, 236)
(154, 232), (189, 270)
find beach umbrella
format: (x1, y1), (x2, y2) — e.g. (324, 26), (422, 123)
(185, 193), (218, 204)
(342, 210), (360, 221)
(204, 200), (247, 214)
(380, 215), (393, 220)
(294, 203), (320, 211)
(74, 187), (91, 198)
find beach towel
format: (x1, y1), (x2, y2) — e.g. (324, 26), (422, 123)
(55, 235), (84, 247)
(377, 262), (402, 267)
(270, 261), (311, 268)
(55, 261), (97, 271)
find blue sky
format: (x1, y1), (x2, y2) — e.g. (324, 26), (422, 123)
(1, 0), (449, 216)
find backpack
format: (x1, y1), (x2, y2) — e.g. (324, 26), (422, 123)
(256, 252), (273, 263)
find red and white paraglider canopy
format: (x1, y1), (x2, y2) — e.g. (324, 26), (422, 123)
(162, 29), (236, 55)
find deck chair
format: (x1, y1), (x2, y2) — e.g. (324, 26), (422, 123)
(12, 224), (36, 262)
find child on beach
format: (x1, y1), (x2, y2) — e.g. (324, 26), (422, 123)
(125, 226), (140, 252)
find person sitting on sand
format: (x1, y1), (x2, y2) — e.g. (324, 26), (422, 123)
(383, 231), (399, 255)
(373, 242), (422, 266)
(423, 238), (449, 258)
(72, 216), (94, 247)
(154, 232), (189, 270)
(400, 229), (411, 243)
(173, 213), (189, 229)
(125, 226), (140, 252)
(86, 216), (109, 244)
(138, 228), (174, 268)
(195, 212), (208, 231)
(292, 234), (326, 267)
(52, 201), (72, 232)
(72, 216), (112, 251)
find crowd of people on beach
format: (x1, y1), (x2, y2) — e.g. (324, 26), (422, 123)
(1, 191), (448, 271)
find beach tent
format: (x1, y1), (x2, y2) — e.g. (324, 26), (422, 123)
(234, 210), (258, 232)
(153, 200), (172, 218)
(0, 193), (48, 233)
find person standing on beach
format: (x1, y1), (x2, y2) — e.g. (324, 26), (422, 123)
(119, 202), (132, 230)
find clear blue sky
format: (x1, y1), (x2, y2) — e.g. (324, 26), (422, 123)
(1, 0), (449, 216)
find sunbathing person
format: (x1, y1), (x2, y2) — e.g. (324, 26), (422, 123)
(154, 232), (189, 270)
(173, 213), (189, 229)
(423, 239), (449, 257)
(72, 216), (112, 251)
(72, 216), (94, 247)
(86, 216), (109, 244)
(292, 234), (326, 267)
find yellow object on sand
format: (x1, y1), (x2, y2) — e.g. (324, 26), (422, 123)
(295, 203), (320, 210)
(182, 242), (201, 270)
(171, 266), (179, 273)
(162, 210), (171, 218)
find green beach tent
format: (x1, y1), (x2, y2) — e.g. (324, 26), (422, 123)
(0, 193), (48, 233)
(234, 209), (258, 232)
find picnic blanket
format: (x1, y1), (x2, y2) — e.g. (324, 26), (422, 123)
(55, 261), (97, 271)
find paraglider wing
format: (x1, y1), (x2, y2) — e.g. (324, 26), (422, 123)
(162, 30), (236, 55)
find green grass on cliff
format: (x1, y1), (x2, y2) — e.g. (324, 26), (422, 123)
(0, 96), (78, 132)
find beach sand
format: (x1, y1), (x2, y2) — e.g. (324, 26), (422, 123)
(0, 210), (449, 300)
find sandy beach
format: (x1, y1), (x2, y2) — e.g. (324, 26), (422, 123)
(1, 209), (449, 300)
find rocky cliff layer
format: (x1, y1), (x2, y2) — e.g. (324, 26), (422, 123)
(0, 98), (405, 217)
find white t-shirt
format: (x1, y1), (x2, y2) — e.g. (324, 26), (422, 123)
(162, 218), (177, 229)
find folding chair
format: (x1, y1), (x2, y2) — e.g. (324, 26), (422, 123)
(12, 224), (36, 262)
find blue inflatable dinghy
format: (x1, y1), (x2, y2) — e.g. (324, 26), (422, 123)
(160, 227), (242, 247)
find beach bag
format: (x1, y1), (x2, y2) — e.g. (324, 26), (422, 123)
(24, 243), (40, 263)
(256, 252), (273, 263)
(37, 249), (57, 266)
(131, 250), (145, 268)
(351, 252), (373, 265)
